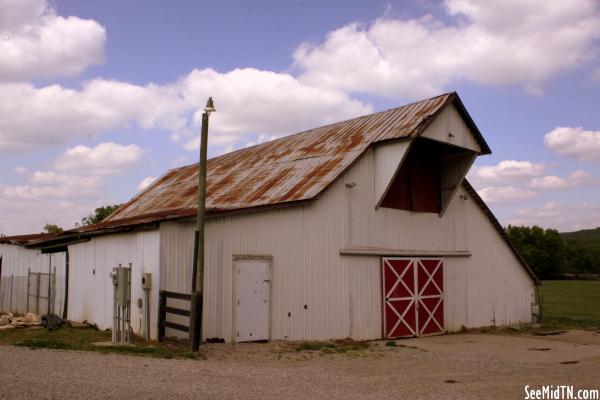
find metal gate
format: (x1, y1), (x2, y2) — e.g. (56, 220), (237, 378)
(26, 267), (56, 315)
(382, 258), (444, 338)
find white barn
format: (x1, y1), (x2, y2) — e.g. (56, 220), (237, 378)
(32, 92), (538, 341)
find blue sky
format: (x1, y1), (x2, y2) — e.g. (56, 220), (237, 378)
(0, 0), (599, 234)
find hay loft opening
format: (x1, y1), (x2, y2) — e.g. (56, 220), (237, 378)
(379, 138), (476, 214)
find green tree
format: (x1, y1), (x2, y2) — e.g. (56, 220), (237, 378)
(43, 223), (63, 234)
(564, 241), (600, 275)
(561, 227), (600, 275)
(542, 228), (567, 276)
(78, 204), (122, 226)
(506, 225), (567, 279)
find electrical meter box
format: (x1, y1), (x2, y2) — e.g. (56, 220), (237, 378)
(116, 267), (131, 307)
(141, 272), (152, 290)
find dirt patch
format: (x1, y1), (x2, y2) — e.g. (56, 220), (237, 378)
(1, 331), (599, 399)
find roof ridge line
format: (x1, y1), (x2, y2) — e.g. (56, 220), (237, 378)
(173, 91), (457, 172)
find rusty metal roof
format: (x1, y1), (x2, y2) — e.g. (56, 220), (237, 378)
(95, 92), (489, 227)
(0, 232), (60, 245)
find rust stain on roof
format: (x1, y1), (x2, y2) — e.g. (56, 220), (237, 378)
(245, 167), (295, 204)
(279, 156), (346, 202)
(95, 92), (487, 229)
(0, 233), (60, 245)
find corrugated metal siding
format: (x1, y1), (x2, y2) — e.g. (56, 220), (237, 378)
(0, 244), (66, 315)
(158, 136), (532, 342)
(331, 142), (533, 332)
(421, 105), (481, 152)
(461, 196), (535, 327)
(160, 197), (353, 341)
(67, 230), (160, 339)
(158, 222), (195, 338)
(335, 143), (533, 330)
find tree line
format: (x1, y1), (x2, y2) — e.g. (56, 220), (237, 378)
(506, 225), (600, 279)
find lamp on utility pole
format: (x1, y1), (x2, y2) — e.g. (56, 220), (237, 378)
(190, 97), (215, 351)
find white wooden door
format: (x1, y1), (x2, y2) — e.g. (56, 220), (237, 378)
(235, 260), (269, 342)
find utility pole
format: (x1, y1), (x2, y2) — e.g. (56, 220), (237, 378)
(47, 254), (51, 315)
(190, 97), (215, 351)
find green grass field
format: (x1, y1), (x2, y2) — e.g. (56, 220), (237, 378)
(542, 280), (600, 330)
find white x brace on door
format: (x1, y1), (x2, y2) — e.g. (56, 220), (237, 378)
(382, 258), (444, 338)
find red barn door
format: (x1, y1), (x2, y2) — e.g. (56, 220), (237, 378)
(382, 258), (444, 338)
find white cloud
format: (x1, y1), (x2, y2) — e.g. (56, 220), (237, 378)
(178, 68), (371, 150)
(477, 185), (537, 203)
(544, 126), (600, 161)
(0, 0), (106, 81)
(509, 202), (600, 231)
(0, 142), (145, 234)
(30, 171), (100, 189)
(0, 0), (47, 32)
(0, 0), (597, 156)
(0, 172), (101, 201)
(54, 142), (144, 175)
(14, 165), (27, 174)
(0, 194), (97, 235)
(0, 69), (371, 152)
(529, 175), (567, 190)
(3, 1), (596, 155)
(470, 160), (593, 196)
(469, 160), (546, 185)
(137, 177), (157, 191)
(294, 0), (600, 98)
(0, 80), (187, 151)
(529, 170), (590, 190)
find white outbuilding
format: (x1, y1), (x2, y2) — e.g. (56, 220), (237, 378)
(31, 92), (539, 342)
(0, 234), (67, 317)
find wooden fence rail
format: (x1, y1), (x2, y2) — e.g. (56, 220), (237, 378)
(158, 290), (198, 343)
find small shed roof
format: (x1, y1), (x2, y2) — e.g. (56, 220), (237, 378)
(103, 92), (489, 227)
(0, 233), (59, 246)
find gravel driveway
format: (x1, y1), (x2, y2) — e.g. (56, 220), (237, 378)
(1, 331), (599, 399)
